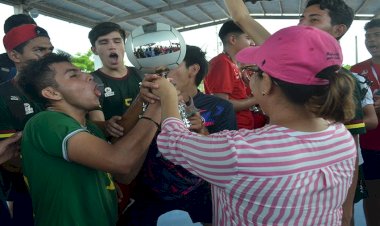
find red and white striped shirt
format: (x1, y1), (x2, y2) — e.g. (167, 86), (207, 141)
(157, 118), (356, 226)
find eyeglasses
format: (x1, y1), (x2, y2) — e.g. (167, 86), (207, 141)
(240, 65), (263, 81)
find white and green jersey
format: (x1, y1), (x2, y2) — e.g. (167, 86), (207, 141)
(21, 111), (117, 226)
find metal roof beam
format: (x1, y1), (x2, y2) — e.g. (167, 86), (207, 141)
(110, 0), (213, 23)
(28, 4), (97, 28)
(212, 0), (230, 18)
(197, 6), (214, 21)
(354, 0), (369, 14)
(61, 0), (113, 17)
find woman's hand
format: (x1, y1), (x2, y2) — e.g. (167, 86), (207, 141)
(151, 77), (178, 100)
(140, 74), (161, 104)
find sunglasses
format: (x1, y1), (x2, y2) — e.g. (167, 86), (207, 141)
(240, 65), (264, 80)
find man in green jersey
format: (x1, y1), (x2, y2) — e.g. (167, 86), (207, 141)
(17, 53), (161, 226)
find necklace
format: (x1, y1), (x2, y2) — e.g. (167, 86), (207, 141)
(223, 51), (236, 64)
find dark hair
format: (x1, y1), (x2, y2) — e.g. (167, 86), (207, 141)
(12, 26), (50, 54)
(306, 0), (354, 39)
(364, 18), (380, 31)
(184, 45), (208, 86)
(88, 22), (126, 46)
(4, 14), (36, 33)
(261, 65), (355, 123)
(218, 20), (244, 44)
(18, 53), (72, 107)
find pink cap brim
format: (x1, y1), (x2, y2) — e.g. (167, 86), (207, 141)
(236, 46), (260, 65)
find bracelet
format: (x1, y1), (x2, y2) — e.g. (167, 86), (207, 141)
(139, 115), (160, 129)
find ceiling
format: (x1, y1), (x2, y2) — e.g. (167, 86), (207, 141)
(1, 0), (379, 33)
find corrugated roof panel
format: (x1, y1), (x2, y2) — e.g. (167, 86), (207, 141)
(0, 0), (376, 32)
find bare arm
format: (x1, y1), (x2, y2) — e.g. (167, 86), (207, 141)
(0, 133), (21, 165)
(224, 0), (271, 45)
(67, 102), (160, 184)
(363, 104), (378, 130)
(213, 93), (257, 112)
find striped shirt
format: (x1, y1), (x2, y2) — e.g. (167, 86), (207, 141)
(157, 118), (356, 226)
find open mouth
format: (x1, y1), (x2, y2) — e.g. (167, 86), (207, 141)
(92, 75), (104, 97)
(109, 52), (119, 64)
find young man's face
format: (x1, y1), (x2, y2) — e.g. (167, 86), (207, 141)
(167, 61), (193, 94)
(298, 4), (338, 38)
(50, 62), (101, 111)
(92, 31), (125, 70)
(365, 26), (380, 58)
(13, 37), (53, 67)
(232, 33), (253, 53)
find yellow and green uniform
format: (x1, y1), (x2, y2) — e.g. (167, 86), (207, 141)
(0, 79), (42, 205)
(21, 111), (117, 226)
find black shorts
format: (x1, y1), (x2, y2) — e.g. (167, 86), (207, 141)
(354, 164), (368, 203)
(361, 149), (380, 180)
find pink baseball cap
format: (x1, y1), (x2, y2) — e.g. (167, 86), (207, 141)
(236, 26), (342, 85)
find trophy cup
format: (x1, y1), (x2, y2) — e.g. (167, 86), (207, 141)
(125, 22), (197, 127)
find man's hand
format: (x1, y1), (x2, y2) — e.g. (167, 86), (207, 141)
(188, 112), (209, 135)
(0, 132), (22, 165)
(105, 116), (124, 138)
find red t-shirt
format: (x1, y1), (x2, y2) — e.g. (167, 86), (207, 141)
(204, 53), (254, 129)
(351, 59), (380, 151)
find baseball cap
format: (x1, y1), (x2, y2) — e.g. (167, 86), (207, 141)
(3, 24), (49, 52)
(236, 26), (342, 85)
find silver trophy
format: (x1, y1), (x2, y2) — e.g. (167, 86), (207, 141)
(157, 68), (198, 128)
(178, 97), (198, 128)
(125, 22), (193, 127)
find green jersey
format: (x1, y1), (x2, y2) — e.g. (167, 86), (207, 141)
(21, 111), (117, 226)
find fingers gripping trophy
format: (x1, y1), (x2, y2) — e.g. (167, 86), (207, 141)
(125, 22), (198, 127)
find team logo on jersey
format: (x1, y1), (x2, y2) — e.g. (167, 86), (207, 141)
(104, 87), (115, 97)
(10, 96), (20, 101)
(124, 98), (132, 107)
(24, 103), (34, 115)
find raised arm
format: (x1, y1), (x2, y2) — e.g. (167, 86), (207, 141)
(68, 102), (161, 184)
(224, 0), (271, 45)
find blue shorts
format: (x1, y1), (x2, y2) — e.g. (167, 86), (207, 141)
(362, 149), (380, 180)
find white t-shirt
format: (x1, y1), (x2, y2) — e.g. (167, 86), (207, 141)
(353, 72), (374, 165)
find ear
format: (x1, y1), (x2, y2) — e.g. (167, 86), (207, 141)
(228, 34), (237, 45)
(7, 50), (22, 63)
(41, 87), (63, 101)
(188, 64), (200, 78)
(332, 24), (347, 39)
(91, 46), (98, 55)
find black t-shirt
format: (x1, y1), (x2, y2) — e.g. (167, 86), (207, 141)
(91, 67), (142, 120)
(127, 91), (237, 224)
